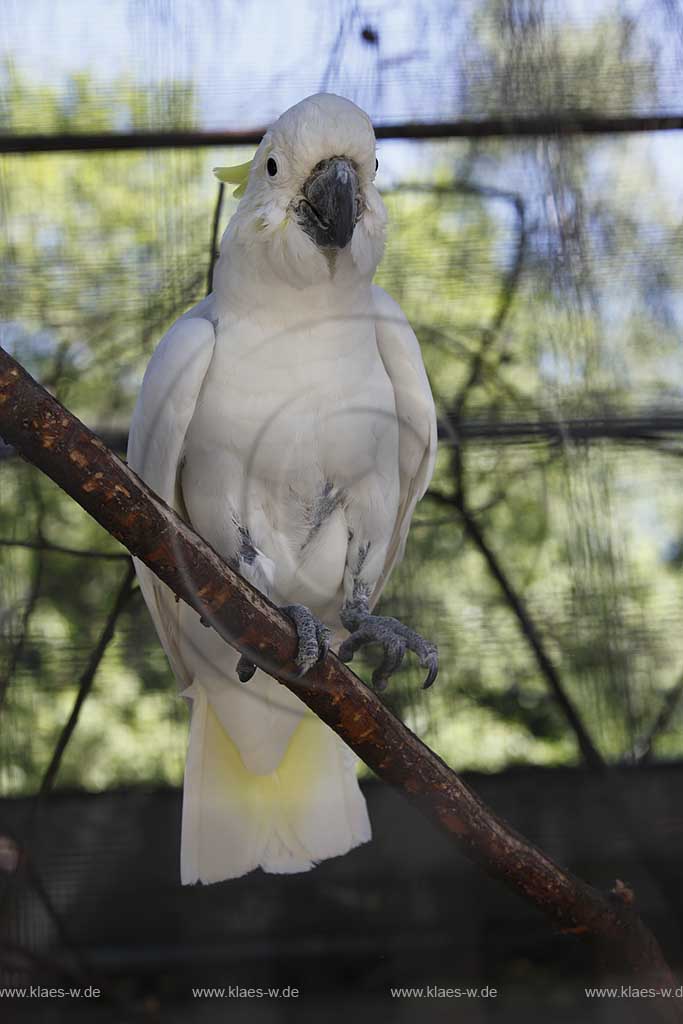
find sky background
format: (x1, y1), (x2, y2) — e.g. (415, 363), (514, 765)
(3, 0), (683, 124)
(2, 1), (682, 196)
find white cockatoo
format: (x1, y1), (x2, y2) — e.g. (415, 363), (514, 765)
(128, 93), (437, 883)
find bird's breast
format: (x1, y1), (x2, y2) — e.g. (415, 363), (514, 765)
(189, 315), (397, 488)
(180, 313), (399, 609)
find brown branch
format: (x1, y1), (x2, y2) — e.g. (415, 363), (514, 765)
(0, 346), (681, 1010)
(2, 114), (683, 154)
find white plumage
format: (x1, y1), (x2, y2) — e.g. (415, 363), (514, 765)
(128, 93), (437, 883)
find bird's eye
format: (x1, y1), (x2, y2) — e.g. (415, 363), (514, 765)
(375, 157), (379, 172)
(267, 157), (278, 177)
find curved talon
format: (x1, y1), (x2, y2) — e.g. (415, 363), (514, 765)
(338, 631), (364, 664)
(236, 655), (257, 683)
(339, 609), (438, 691)
(317, 632), (331, 663)
(371, 636), (406, 691)
(421, 649), (439, 690)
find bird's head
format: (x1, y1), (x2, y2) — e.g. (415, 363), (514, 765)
(215, 94), (387, 289)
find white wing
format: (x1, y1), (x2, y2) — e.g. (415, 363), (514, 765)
(127, 315), (216, 689)
(370, 285), (437, 607)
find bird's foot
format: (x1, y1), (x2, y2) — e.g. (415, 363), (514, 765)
(338, 598), (438, 691)
(237, 603), (332, 682)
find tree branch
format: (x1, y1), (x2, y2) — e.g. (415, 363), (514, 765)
(0, 482), (46, 706)
(6, 409), (683, 465)
(429, 174), (605, 772)
(0, 345), (680, 1011)
(0, 537), (129, 560)
(4, 410), (683, 470)
(450, 184), (526, 420)
(429, 486), (605, 770)
(2, 114), (683, 154)
(442, 411), (683, 446)
(206, 182), (225, 296)
(634, 667), (683, 765)
(36, 562), (136, 798)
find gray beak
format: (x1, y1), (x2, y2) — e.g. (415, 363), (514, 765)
(295, 156), (360, 250)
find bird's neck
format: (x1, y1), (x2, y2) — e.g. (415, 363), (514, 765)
(212, 237), (374, 320)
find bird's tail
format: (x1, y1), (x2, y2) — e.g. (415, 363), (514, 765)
(180, 680), (371, 883)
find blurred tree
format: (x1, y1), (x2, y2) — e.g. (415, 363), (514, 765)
(0, 65), (210, 793)
(1, 0), (683, 796)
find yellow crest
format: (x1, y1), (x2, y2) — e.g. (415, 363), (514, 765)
(212, 158), (254, 198)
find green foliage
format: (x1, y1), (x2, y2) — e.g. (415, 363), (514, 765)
(2, 39), (683, 794)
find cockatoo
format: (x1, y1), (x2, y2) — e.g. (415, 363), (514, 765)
(128, 93), (438, 883)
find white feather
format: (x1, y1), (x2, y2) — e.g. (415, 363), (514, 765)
(368, 285), (438, 605)
(128, 314), (215, 691)
(128, 93), (435, 883)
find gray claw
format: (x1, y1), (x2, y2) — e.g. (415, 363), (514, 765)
(281, 604), (332, 677)
(236, 605), (331, 683)
(371, 635), (406, 691)
(338, 608), (438, 691)
(237, 655), (257, 683)
(421, 649), (439, 690)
